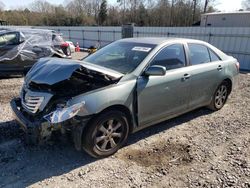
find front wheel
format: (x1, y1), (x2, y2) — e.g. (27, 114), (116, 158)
(208, 81), (229, 111)
(82, 110), (129, 158)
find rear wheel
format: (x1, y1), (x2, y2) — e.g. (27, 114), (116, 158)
(208, 81), (229, 111)
(82, 110), (129, 158)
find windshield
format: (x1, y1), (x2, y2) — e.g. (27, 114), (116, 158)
(83, 41), (156, 74)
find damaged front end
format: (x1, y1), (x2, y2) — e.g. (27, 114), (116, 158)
(10, 58), (122, 149)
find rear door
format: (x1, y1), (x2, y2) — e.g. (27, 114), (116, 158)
(187, 43), (225, 108)
(137, 43), (192, 126)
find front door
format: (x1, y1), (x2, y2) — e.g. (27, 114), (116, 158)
(137, 43), (191, 127)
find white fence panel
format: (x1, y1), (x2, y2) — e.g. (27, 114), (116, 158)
(1, 25), (250, 70)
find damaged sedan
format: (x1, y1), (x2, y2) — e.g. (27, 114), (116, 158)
(11, 38), (239, 158)
(0, 28), (71, 76)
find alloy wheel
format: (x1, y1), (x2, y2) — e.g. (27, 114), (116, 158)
(215, 85), (228, 109)
(95, 119), (124, 152)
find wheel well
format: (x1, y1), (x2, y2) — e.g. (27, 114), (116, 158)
(223, 78), (232, 95)
(52, 54), (61, 58)
(84, 105), (134, 134)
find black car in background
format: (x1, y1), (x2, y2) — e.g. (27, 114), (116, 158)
(0, 28), (71, 76)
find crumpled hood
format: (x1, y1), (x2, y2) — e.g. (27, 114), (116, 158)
(25, 58), (81, 85)
(25, 58), (123, 86)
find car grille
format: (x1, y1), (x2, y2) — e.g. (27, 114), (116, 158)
(21, 92), (44, 114)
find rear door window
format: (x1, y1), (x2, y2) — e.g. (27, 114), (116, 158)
(188, 43), (210, 65)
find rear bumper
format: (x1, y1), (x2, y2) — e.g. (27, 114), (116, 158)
(232, 74), (239, 91)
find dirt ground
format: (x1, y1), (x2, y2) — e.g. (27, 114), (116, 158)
(0, 73), (250, 188)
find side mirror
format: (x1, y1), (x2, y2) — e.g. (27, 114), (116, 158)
(144, 65), (166, 76)
(19, 32), (25, 44)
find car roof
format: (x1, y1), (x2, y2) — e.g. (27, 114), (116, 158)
(0, 29), (15, 34)
(0, 28), (56, 34)
(119, 37), (206, 45)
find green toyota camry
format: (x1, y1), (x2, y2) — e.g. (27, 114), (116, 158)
(11, 37), (239, 158)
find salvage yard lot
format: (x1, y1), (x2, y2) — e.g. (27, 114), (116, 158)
(0, 73), (250, 187)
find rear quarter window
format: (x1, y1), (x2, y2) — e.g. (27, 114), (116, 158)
(209, 48), (221, 62)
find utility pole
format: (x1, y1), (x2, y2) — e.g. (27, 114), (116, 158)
(204, 0), (209, 13)
(170, 0), (174, 26)
(192, 0), (197, 23)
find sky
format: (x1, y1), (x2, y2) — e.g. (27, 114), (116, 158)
(0, 0), (244, 12)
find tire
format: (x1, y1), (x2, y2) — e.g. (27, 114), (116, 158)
(208, 81), (229, 111)
(66, 47), (71, 56)
(82, 110), (129, 158)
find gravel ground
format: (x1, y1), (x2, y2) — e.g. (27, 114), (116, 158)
(0, 73), (250, 188)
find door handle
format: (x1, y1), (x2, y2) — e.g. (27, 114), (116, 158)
(217, 65), (223, 71)
(182, 73), (191, 81)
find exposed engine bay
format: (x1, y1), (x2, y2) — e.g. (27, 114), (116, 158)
(21, 58), (122, 117)
(28, 67), (118, 98)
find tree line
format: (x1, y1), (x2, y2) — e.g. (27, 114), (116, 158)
(0, 0), (226, 27)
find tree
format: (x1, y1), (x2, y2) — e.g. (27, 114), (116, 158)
(203, 0), (216, 13)
(137, 3), (148, 26)
(0, 0), (216, 26)
(0, 1), (5, 11)
(30, 0), (54, 13)
(98, 0), (107, 25)
(242, 0), (250, 10)
(106, 5), (121, 25)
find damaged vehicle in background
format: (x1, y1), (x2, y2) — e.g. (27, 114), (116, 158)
(0, 28), (71, 76)
(10, 38), (239, 158)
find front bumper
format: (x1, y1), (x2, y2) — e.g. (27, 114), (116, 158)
(11, 98), (40, 130)
(10, 98), (48, 143)
(10, 98), (91, 149)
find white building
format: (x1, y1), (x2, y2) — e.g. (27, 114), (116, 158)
(201, 11), (250, 27)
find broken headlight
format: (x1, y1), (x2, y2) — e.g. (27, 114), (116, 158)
(44, 102), (85, 124)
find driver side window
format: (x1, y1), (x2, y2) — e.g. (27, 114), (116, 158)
(0, 33), (19, 46)
(151, 44), (186, 70)
(4, 33), (18, 45)
(0, 35), (5, 46)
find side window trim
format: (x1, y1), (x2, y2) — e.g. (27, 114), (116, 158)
(183, 42), (191, 66)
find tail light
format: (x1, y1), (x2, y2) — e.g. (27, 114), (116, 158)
(235, 62), (240, 72)
(61, 42), (69, 48)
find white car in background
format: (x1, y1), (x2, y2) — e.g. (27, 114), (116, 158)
(66, 41), (76, 53)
